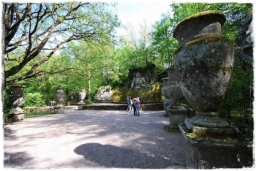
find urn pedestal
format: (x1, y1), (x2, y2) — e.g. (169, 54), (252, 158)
(78, 88), (86, 110)
(168, 105), (188, 129)
(173, 10), (252, 168)
(9, 85), (26, 122)
(54, 87), (65, 114)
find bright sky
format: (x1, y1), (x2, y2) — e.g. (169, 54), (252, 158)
(103, 0), (254, 37)
(114, 0), (172, 37)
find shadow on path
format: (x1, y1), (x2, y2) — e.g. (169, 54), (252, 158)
(74, 143), (183, 169)
(4, 152), (33, 167)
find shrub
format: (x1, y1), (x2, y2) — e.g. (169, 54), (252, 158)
(85, 99), (93, 104)
(3, 87), (12, 120)
(24, 92), (45, 107)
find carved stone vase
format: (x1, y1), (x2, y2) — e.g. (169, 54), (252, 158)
(9, 85), (26, 121)
(173, 10), (234, 128)
(162, 68), (183, 103)
(162, 68), (186, 129)
(173, 11), (252, 168)
(161, 77), (171, 114)
(78, 88), (86, 103)
(54, 87), (65, 114)
(78, 88), (86, 110)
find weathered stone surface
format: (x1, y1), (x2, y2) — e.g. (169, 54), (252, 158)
(163, 99), (172, 114)
(173, 11), (252, 169)
(94, 85), (113, 102)
(169, 106), (188, 129)
(128, 64), (158, 90)
(54, 87), (65, 114)
(54, 106), (64, 114)
(173, 10), (225, 47)
(9, 85), (26, 122)
(10, 114), (24, 122)
(185, 141), (252, 169)
(174, 36), (234, 113)
(179, 123), (253, 168)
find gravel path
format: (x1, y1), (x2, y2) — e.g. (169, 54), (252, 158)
(4, 107), (186, 169)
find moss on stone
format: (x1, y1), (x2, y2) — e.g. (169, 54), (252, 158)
(173, 10), (226, 37)
(163, 113), (169, 117)
(186, 35), (233, 46)
(174, 35), (234, 56)
(110, 82), (164, 102)
(164, 125), (180, 133)
(186, 132), (249, 142)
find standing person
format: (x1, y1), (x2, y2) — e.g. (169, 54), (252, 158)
(126, 96), (131, 112)
(130, 98), (133, 111)
(135, 97), (141, 116)
(133, 98), (137, 115)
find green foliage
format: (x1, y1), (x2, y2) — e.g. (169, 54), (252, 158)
(3, 87), (12, 119)
(219, 60), (253, 122)
(84, 99), (93, 104)
(151, 13), (178, 70)
(4, 2), (120, 87)
(3, 2), (253, 123)
(24, 92), (46, 107)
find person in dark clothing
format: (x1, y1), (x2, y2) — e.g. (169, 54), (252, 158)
(132, 98), (137, 115)
(135, 97), (140, 116)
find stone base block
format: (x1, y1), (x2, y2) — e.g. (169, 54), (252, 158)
(179, 123), (253, 169)
(54, 107), (64, 114)
(163, 99), (173, 114)
(185, 141), (253, 169)
(10, 114), (24, 122)
(169, 105), (188, 129)
(78, 104), (83, 110)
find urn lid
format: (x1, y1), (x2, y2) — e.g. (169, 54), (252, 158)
(173, 10), (226, 45)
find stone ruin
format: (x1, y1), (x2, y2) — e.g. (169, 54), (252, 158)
(235, 15), (253, 65)
(94, 85), (113, 102)
(127, 64), (159, 90)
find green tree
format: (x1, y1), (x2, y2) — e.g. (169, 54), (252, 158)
(151, 13), (178, 70)
(3, 2), (120, 87)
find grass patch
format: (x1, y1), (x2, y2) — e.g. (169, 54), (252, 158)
(164, 125), (180, 133)
(25, 111), (54, 118)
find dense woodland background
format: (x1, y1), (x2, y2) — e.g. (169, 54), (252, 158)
(2, 3), (253, 124)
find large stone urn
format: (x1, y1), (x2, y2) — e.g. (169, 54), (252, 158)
(173, 11), (252, 168)
(54, 87), (65, 114)
(78, 88), (86, 110)
(9, 85), (26, 121)
(174, 10), (233, 128)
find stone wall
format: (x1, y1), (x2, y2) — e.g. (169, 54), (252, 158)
(24, 106), (74, 114)
(82, 103), (164, 111)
